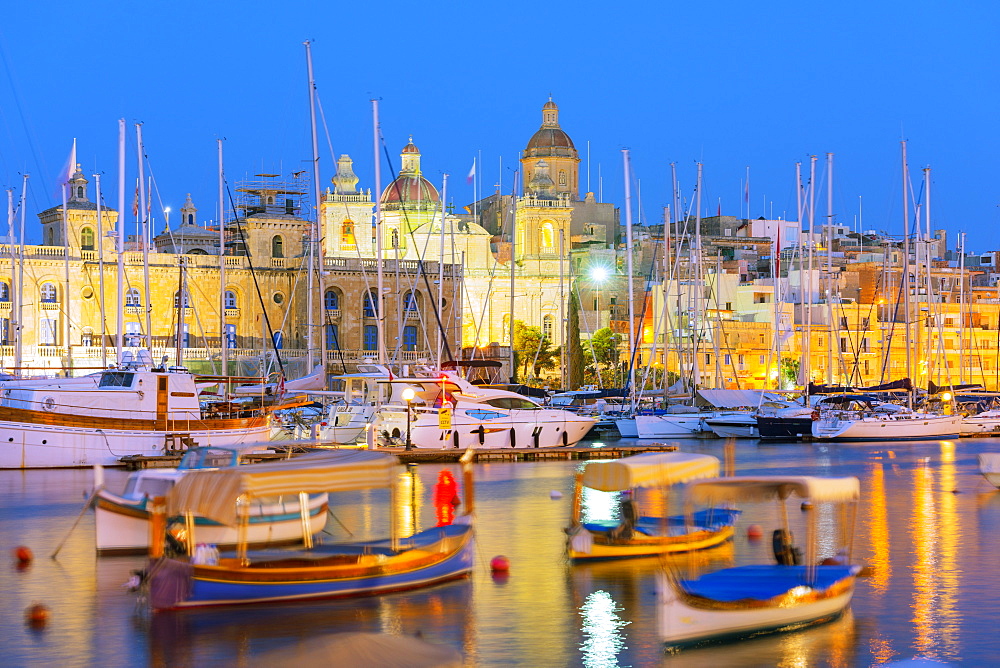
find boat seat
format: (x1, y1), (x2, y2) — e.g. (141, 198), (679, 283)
(678, 564), (858, 601)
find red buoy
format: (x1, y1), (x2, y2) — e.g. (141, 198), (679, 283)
(747, 524), (763, 539)
(490, 555), (510, 573)
(25, 603), (49, 629)
(14, 546), (33, 564)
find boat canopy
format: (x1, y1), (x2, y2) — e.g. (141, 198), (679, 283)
(688, 475), (860, 505)
(581, 452), (720, 491)
(695, 389), (783, 408)
(166, 450), (397, 526)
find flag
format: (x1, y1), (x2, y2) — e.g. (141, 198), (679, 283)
(131, 182), (139, 217)
(62, 138), (77, 184)
(466, 159), (476, 185)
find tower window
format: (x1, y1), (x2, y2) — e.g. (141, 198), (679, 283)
(558, 171), (567, 187)
(77, 186), (84, 198)
(80, 227), (95, 251)
(126, 288), (141, 306)
(390, 228), (399, 249)
(271, 235), (284, 258)
(341, 220), (357, 250)
(224, 290), (237, 309)
(540, 221), (555, 250)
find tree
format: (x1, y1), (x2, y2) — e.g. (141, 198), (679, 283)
(584, 327), (622, 387)
(566, 290), (584, 390)
(512, 320), (560, 385)
(780, 357), (800, 389)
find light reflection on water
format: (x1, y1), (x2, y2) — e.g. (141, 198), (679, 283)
(6, 438), (1000, 665)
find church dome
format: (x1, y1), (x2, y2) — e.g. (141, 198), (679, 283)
(524, 99), (577, 159)
(380, 175), (439, 207)
(381, 139), (440, 210)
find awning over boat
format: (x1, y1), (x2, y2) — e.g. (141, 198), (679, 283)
(695, 389), (783, 408)
(581, 452), (720, 491)
(166, 450), (398, 526)
(688, 475), (860, 505)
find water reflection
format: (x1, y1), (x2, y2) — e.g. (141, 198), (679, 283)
(579, 590), (630, 668)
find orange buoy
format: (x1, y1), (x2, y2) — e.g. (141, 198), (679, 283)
(747, 524), (763, 539)
(25, 603), (49, 629)
(490, 556), (510, 573)
(14, 546), (32, 564)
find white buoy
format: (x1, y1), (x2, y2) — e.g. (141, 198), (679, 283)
(550, 490), (563, 500)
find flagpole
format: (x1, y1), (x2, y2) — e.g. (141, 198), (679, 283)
(116, 119), (126, 363)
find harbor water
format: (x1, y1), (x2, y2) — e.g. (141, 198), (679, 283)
(4, 437), (1000, 666)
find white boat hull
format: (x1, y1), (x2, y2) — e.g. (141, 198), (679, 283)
(371, 406), (594, 449)
(0, 421), (271, 469)
(704, 415), (758, 439)
(812, 413), (960, 441)
(635, 414), (708, 438)
(657, 570), (856, 647)
(961, 413), (1000, 436)
(95, 487), (329, 555)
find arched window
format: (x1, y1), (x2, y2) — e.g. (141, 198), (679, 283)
(363, 325), (378, 351)
(403, 292), (418, 312)
(324, 289), (339, 311)
(224, 290), (237, 309)
(45, 228), (55, 246)
(189, 248), (207, 255)
(77, 186), (84, 198)
(543, 314), (554, 340)
(540, 221), (555, 250)
(363, 290), (378, 318)
(390, 228), (399, 249)
(174, 290), (190, 308)
(0, 282), (9, 302)
(125, 288), (141, 306)
(187, 214), (194, 225)
(267, 196), (274, 206)
(558, 171), (567, 187)
(80, 227), (95, 251)
(341, 220), (357, 250)
(272, 331), (283, 350)
(271, 235), (284, 258)
(40, 282), (57, 303)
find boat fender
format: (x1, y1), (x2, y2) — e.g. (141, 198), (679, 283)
(509, 428), (516, 448)
(811, 410), (819, 421)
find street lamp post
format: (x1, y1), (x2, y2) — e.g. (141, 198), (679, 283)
(402, 387), (415, 451)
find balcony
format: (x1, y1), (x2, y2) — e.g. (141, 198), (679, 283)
(0, 300), (10, 311)
(324, 308), (341, 320)
(224, 308), (240, 318)
(270, 258), (286, 269)
(125, 305), (144, 315)
(40, 301), (60, 311)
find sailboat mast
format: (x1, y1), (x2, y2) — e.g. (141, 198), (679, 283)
(559, 228), (566, 388)
(693, 163), (703, 390)
(61, 172), (71, 375)
(116, 119), (126, 362)
(304, 41), (320, 372)
(136, 124), (152, 357)
(372, 99), (386, 366)
(806, 157), (816, 389)
(15, 176), (27, 373)
(95, 174), (107, 369)
(959, 232), (966, 385)
(924, 167), (933, 385)
(218, 140), (227, 374)
(437, 174), (448, 367)
(826, 153), (834, 385)
(6, 188), (14, 370)
(622, 150), (636, 400)
(175, 258), (185, 368)
(901, 141), (913, 409)
(509, 173), (517, 381)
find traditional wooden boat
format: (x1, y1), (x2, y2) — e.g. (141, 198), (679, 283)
(145, 450), (475, 610)
(977, 453), (1000, 487)
(93, 446), (329, 555)
(658, 475), (861, 649)
(566, 452), (739, 561)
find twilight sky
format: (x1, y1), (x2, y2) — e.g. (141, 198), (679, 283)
(1, 1), (998, 250)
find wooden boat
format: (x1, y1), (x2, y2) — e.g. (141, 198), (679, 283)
(145, 450), (475, 610)
(978, 453), (1000, 487)
(658, 475), (861, 649)
(566, 452), (739, 561)
(93, 446), (329, 555)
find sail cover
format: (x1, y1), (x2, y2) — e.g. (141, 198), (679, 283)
(695, 389), (784, 408)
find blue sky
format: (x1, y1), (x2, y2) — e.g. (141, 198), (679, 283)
(1, 1), (998, 250)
